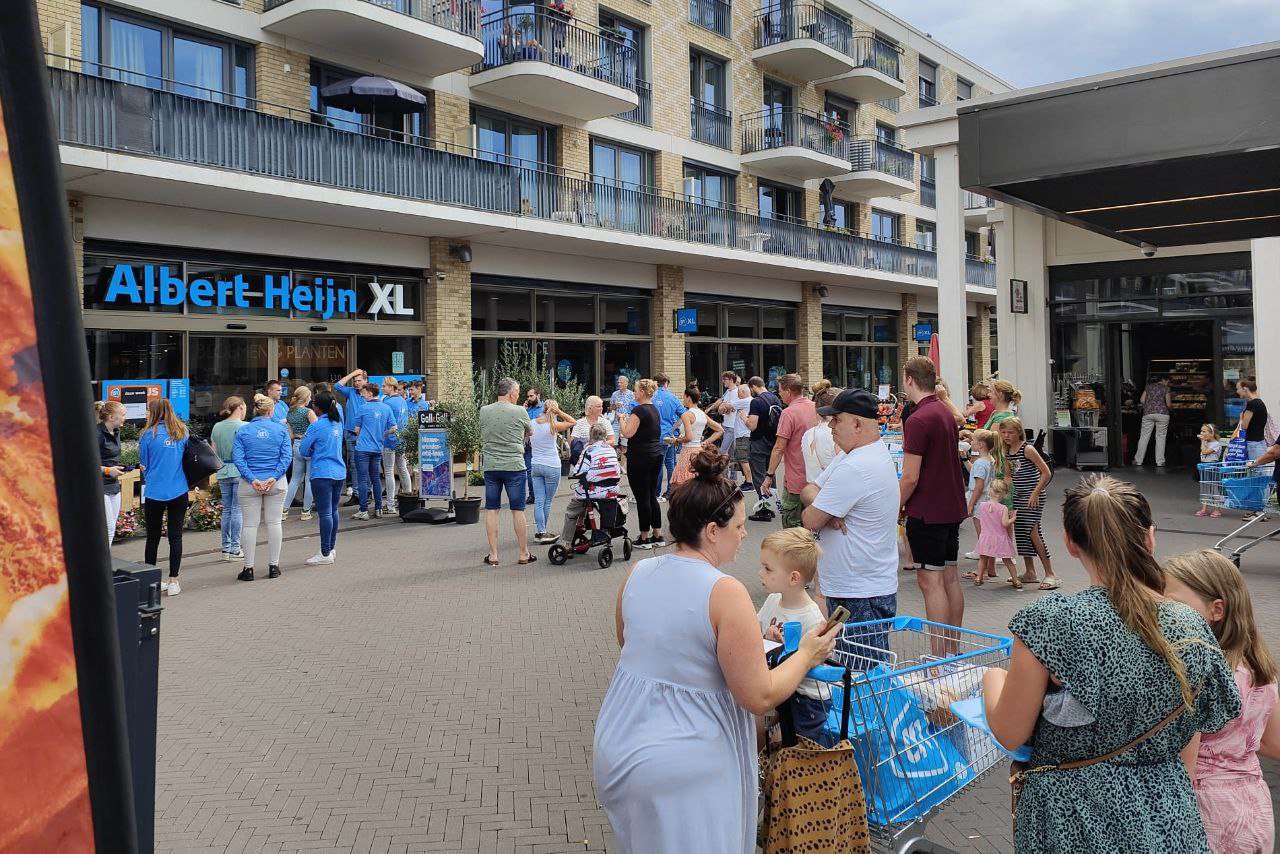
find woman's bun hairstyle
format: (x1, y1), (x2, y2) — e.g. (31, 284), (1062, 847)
(689, 445), (730, 481)
(811, 378), (832, 396)
(253, 393), (274, 417)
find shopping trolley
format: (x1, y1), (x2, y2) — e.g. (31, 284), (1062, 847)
(770, 616), (1015, 853)
(1200, 462), (1279, 566)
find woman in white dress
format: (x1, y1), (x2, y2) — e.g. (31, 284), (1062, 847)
(593, 447), (840, 853)
(800, 380), (841, 485)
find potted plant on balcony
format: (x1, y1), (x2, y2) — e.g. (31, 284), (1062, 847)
(822, 119), (845, 146)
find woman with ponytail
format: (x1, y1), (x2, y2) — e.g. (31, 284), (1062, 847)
(593, 447), (840, 852)
(983, 475), (1241, 853)
(983, 379), (1020, 430)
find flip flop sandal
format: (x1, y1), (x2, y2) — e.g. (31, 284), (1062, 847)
(483, 555), (500, 566)
(518, 554), (538, 565)
(1038, 578), (1062, 590)
(962, 571), (980, 581)
(1011, 580), (1025, 591)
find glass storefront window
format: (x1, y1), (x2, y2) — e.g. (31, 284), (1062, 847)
(601, 298), (649, 335)
(601, 342), (649, 397)
(85, 330), (183, 397)
(472, 288), (532, 332)
(186, 263), (290, 317)
(354, 276), (421, 321)
(822, 313), (840, 342)
(873, 346), (898, 387)
(762, 344), (794, 390)
(724, 342), (756, 382)
(726, 306), (757, 338)
(687, 342), (720, 396)
(278, 337), (349, 388)
(83, 256), (183, 314)
(690, 303), (719, 337)
(189, 334), (270, 431)
(549, 339), (598, 396)
(762, 308), (795, 340)
(872, 314), (896, 343)
(843, 314), (868, 342)
(357, 336), (423, 376)
(845, 346), (870, 390)
(536, 293), (595, 334)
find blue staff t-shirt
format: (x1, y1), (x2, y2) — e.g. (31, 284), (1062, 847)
(355, 399), (394, 453)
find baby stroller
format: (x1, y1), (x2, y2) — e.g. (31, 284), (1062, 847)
(548, 475), (633, 568)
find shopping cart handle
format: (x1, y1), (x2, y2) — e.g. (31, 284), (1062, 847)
(807, 664), (845, 682)
(950, 697), (1032, 762)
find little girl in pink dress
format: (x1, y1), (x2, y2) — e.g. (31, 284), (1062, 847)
(1165, 550), (1279, 854)
(975, 479), (1020, 589)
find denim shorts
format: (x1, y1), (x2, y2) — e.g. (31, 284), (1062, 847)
(484, 469), (528, 511)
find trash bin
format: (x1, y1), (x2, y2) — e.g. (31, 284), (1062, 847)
(112, 558), (163, 854)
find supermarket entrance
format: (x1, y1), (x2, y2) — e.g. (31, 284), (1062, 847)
(1115, 320), (1216, 468)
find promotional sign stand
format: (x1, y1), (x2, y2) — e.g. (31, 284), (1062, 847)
(410, 410), (455, 524)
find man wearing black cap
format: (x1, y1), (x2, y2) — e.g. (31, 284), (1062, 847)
(800, 388), (900, 626)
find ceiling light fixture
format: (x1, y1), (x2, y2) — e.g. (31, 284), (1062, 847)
(1116, 212), (1280, 234)
(1066, 187), (1280, 215)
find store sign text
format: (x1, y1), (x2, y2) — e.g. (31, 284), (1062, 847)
(103, 265), (413, 320)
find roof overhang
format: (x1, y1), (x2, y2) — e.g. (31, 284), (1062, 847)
(956, 42), (1280, 248)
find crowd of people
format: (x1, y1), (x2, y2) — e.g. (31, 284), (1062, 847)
(96, 372), (430, 593)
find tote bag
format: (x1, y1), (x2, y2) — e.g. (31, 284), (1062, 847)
(182, 435), (223, 487)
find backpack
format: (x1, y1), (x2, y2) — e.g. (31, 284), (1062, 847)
(758, 392), (783, 443)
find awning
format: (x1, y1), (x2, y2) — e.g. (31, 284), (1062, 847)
(957, 43), (1280, 247)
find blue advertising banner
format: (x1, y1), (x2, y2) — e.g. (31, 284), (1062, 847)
(418, 426), (452, 500)
(913, 322), (934, 343)
(674, 307), (698, 333)
(167, 378), (190, 421)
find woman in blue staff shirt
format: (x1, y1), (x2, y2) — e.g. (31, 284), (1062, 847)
(138, 398), (190, 596)
(301, 390), (347, 565)
(381, 377), (412, 508)
(233, 394), (292, 582)
(353, 384), (396, 520)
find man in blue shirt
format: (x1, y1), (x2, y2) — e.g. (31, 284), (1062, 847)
(335, 369), (369, 503)
(651, 373), (687, 501)
(405, 381), (431, 419)
(352, 384), (396, 519)
(266, 379), (289, 427)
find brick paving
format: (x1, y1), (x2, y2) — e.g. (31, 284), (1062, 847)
(111, 468), (1280, 853)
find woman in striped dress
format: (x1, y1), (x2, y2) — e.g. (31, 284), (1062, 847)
(997, 417), (1060, 590)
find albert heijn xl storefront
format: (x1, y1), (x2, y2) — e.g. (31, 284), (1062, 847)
(83, 241), (427, 431)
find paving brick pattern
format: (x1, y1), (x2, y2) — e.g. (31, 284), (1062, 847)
(110, 469), (1280, 853)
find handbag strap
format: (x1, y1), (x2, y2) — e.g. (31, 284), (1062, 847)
(1055, 690), (1197, 772)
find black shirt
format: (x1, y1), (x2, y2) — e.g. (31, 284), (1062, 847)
(748, 391), (781, 445)
(1245, 397), (1268, 442)
(99, 424), (122, 496)
(629, 403), (663, 458)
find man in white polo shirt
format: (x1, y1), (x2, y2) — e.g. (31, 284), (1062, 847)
(800, 388), (900, 627)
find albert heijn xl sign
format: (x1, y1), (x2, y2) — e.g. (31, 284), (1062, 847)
(99, 263), (415, 320)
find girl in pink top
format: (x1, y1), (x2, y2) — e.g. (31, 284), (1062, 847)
(1165, 550), (1279, 854)
(974, 479), (1021, 589)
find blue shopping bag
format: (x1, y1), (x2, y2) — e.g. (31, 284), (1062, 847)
(828, 666), (974, 826)
(1225, 436), (1249, 464)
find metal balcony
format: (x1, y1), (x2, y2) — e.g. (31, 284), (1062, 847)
(262, 0), (483, 77)
(471, 10), (638, 120)
(966, 255), (996, 288)
(740, 108), (852, 180)
(691, 98), (733, 150)
(690, 0), (731, 37)
(964, 190), (996, 225)
(831, 137), (915, 200)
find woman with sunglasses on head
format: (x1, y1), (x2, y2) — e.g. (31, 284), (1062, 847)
(593, 447), (840, 853)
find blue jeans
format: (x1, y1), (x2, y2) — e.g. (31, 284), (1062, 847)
(283, 438), (313, 511)
(657, 442), (678, 496)
(355, 450), (382, 511)
(524, 446), (535, 499)
(484, 470), (528, 511)
(218, 476), (242, 553)
(311, 477), (343, 555)
(827, 594), (897, 670)
(1247, 440), (1268, 461)
(529, 463), (561, 533)
(343, 432), (358, 489)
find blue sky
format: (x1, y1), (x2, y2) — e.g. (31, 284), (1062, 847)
(873, 0), (1280, 87)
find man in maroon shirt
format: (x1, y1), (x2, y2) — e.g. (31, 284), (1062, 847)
(898, 356), (968, 641)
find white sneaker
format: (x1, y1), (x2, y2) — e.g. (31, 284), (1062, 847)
(656, 495), (667, 503)
(964, 551), (979, 561)
(281, 509), (290, 521)
(352, 511), (369, 520)
(160, 580), (170, 592)
(165, 580), (181, 596)
(300, 510), (312, 521)
(305, 552), (335, 565)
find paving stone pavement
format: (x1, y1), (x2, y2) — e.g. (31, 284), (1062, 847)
(110, 468), (1280, 853)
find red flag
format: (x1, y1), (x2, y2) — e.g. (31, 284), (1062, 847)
(928, 333), (941, 371)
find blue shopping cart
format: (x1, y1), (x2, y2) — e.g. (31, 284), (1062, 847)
(1200, 462), (1280, 566)
(771, 616), (1015, 853)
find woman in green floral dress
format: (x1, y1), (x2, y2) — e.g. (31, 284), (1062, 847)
(983, 474), (1240, 853)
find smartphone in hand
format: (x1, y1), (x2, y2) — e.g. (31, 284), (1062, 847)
(820, 605), (851, 635)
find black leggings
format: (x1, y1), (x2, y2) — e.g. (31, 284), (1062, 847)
(144, 494), (189, 577)
(627, 454), (663, 533)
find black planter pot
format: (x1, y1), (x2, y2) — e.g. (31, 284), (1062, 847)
(453, 496), (482, 525)
(397, 493), (424, 517)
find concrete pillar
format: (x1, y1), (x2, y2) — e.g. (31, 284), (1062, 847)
(426, 238), (472, 400)
(1251, 238), (1280, 404)
(933, 143), (969, 395)
(897, 292), (919, 366)
(991, 205), (1051, 432)
(652, 265), (686, 390)
(797, 284), (824, 385)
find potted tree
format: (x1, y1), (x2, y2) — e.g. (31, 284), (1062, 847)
(439, 362), (484, 525)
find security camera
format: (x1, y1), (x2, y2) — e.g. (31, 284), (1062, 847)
(814, 284), (829, 298)
(1140, 243), (1157, 258)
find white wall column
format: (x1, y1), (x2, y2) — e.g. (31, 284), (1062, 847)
(934, 143), (968, 394)
(991, 204), (1051, 432)
(1251, 238), (1280, 405)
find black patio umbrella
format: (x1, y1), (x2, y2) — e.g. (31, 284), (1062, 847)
(319, 75), (427, 114)
(819, 179), (836, 227)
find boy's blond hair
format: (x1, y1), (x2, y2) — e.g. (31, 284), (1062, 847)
(762, 528), (821, 582)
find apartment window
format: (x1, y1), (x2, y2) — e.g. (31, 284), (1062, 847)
(690, 50), (726, 109)
(829, 200), (857, 231)
(759, 181), (801, 222)
(472, 107), (554, 167)
(871, 209), (900, 242)
(915, 220), (936, 251)
(965, 231), (980, 257)
(957, 78), (973, 101)
(875, 122), (897, 146)
(599, 12), (646, 79)
(312, 63), (426, 140)
(823, 96), (855, 129)
(81, 2), (253, 103)
(683, 162), (735, 207)
(919, 153), (936, 208)
(918, 57), (937, 106)
(592, 139), (650, 187)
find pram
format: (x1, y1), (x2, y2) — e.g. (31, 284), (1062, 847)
(547, 474), (632, 568)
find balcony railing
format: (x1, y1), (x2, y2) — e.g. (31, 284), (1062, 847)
(690, 0), (731, 36)
(691, 97), (733, 149)
(753, 4), (902, 80)
(966, 255), (996, 288)
(920, 179), (935, 208)
(741, 108), (848, 159)
(617, 79), (652, 126)
(48, 64), (938, 279)
(848, 137), (914, 182)
(917, 90), (939, 107)
(264, 0), (482, 40)
(476, 9), (636, 89)
(964, 190), (995, 210)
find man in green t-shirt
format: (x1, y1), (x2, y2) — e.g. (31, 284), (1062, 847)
(480, 376), (534, 566)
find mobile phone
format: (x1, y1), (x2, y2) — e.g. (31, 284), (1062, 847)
(821, 605), (851, 635)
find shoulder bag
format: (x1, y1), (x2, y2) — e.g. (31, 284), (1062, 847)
(182, 434), (223, 487)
